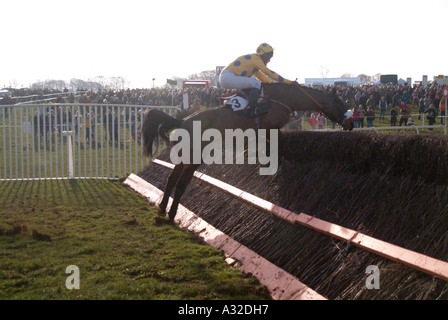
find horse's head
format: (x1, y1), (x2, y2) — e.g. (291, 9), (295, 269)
(341, 112), (354, 131)
(324, 89), (354, 131)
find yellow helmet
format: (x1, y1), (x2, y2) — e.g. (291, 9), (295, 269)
(256, 43), (274, 55)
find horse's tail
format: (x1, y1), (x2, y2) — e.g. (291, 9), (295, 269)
(142, 109), (182, 157)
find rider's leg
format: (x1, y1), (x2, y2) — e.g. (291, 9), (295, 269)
(248, 82), (262, 118)
(219, 71), (261, 117)
(219, 70), (258, 89)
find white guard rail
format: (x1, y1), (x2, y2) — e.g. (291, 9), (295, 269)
(0, 103), (176, 180)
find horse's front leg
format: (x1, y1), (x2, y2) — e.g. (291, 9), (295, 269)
(159, 163), (184, 215)
(168, 164), (200, 221)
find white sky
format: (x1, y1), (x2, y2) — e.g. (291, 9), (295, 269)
(1, 0), (447, 89)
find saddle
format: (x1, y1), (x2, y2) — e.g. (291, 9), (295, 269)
(221, 89), (271, 116)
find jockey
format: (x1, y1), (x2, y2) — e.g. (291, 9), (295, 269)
(219, 43), (295, 117)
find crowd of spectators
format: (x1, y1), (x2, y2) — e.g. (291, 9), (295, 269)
(4, 80), (446, 157)
(3, 81), (446, 109)
(1, 85), (235, 108)
(321, 82), (447, 128)
(73, 86), (236, 109)
(3, 81), (447, 129)
(330, 82), (445, 112)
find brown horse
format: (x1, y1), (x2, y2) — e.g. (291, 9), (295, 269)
(142, 83), (353, 220)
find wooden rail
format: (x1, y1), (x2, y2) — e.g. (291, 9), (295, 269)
(152, 158), (448, 282)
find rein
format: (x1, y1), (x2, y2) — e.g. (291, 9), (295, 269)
(296, 85), (325, 110)
(263, 97), (293, 114)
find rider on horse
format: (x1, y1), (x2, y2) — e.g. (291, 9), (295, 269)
(219, 43), (296, 118)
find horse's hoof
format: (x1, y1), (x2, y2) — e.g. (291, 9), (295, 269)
(158, 208), (166, 217)
(154, 216), (173, 225)
(168, 211), (177, 221)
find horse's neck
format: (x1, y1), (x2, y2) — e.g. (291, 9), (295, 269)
(264, 84), (329, 111)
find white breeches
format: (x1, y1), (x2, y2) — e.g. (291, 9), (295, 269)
(219, 70), (261, 90)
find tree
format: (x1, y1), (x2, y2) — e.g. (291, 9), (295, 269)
(371, 73), (382, 83)
(30, 79), (67, 91)
(358, 74), (372, 85)
(188, 70), (217, 86)
(320, 65), (329, 83)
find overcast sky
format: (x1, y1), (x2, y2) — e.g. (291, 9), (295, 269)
(1, 0), (447, 89)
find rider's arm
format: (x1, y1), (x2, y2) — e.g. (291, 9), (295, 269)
(254, 70), (272, 83)
(254, 58), (292, 84)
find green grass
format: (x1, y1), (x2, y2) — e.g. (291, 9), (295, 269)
(0, 179), (270, 300)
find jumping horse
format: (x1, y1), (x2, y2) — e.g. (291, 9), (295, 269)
(142, 82), (354, 221)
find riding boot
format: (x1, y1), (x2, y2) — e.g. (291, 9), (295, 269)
(249, 87), (260, 118)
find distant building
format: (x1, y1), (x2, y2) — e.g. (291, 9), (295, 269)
(182, 80), (211, 89)
(304, 77), (361, 86)
(434, 75), (448, 85)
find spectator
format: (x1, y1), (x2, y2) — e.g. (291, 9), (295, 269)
(345, 99), (351, 110)
(359, 93), (368, 109)
(399, 104), (409, 126)
(412, 90), (419, 105)
(440, 99), (446, 125)
(398, 100), (407, 111)
(366, 95), (375, 111)
(0, 92), (13, 105)
(418, 97), (425, 120)
(425, 104), (437, 130)
(378, 96), (387, 120)
(352, 107), (360, 128)
(191, 98), (201, 111)
(401, 90), (409, 104)
(366, 107), (375, 127)
(390, 106), (398, 126)
(358, 105), (365, 128)
(424, 95), (431, 111)
(354, 90), (361, 106)
(69, 92), (75, 104)
(433, 95), (440, 116)
(309, 113), (317, 130)
(317, 112), (325, 129)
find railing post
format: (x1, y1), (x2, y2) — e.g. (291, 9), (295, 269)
(62, 131), (75, 179)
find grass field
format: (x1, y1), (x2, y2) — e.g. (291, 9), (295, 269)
(0, 179), (270, 300)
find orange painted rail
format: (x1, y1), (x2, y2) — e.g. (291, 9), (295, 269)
(152, 159), (448, 282)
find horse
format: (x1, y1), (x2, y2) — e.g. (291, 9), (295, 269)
(142, 82), (353, 221)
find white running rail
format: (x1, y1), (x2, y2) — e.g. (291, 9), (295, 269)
(0, 103), (176, 180)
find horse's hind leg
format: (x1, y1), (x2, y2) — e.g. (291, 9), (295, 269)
(168, 164), (200, 221)
(159, 163), (184, 214)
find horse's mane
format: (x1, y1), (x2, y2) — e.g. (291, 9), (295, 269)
(264, 82), (334, 96)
